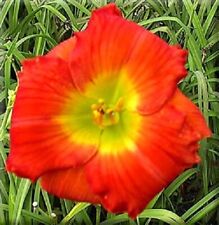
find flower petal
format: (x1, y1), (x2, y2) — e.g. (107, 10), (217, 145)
(6, 56), (99, 181)
(69, 4), (187, 114)
(47, 36), (76, 61)
(85, 90), (210, 218)
(170, 89), (211, 138)
(41, 167), (100, 204)
(92, 3), (122, 17)
(128, 45), (187, 114)
(85, 151), (172, 218)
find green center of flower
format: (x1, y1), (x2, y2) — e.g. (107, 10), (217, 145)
(91, 98), (124, 128)
(55, 71), (142, 155)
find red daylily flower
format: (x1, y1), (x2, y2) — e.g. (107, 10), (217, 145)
(6, 4), (211, 218)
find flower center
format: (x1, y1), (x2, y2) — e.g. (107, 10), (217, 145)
(91, 97), (124, 128)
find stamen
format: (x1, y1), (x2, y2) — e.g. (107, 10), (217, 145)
(91, 104), (98, 110)
(106, 108), (113, 114)
(109, 111), (119, 124)
(93, 110), (103, 125)
(98, 98), (105, 105)
(114, 97), (124, 112)
(91, 97), (124, 127)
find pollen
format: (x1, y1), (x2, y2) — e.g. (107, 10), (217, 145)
(91, 98), (124, 128)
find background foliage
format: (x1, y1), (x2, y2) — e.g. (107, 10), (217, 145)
(0, 0), (219, 224)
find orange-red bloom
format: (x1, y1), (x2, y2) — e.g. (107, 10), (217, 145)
(6, 4), (211, 218)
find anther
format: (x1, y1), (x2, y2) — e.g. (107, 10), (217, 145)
(106, 108), (113, 114)
(91, 104), (98, 110)
(98, 98), (105, 105)
(93, 110), (103, 125)
(91, 97), (122, 127)
(114, 97), (124, 112)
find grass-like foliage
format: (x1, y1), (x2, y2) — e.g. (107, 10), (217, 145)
(0, 0), (219, 224)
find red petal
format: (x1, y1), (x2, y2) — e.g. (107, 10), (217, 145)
(48, 3), (121, 61)
(128, 45), (187, 114)
(92, 3), (122, 17)
(85, 90), (210, 218)
(69, 5), (187, 114)
(170, 89), (211, 138)
(41, 167), (100, 204)
(6, 56), (99, 181)
(47, 36), (76, 61)
(85, 151), (170, 218)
